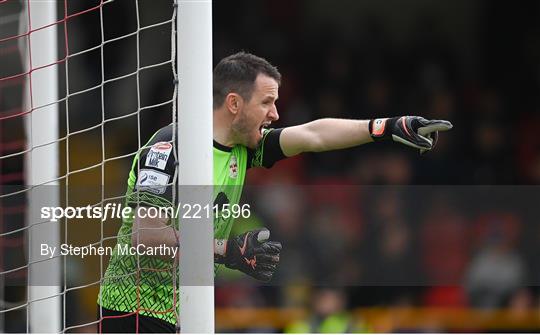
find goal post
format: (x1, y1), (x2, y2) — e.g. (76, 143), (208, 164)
(22, 0), (61, 333)
(177, 0), (214, 333)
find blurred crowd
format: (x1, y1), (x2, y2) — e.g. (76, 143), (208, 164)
(214, 184), (539, 331)
(209, 0), (540, 332)
(210, 1), (540, 186)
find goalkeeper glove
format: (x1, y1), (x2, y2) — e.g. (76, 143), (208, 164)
(369, 116), (452, 153)
(215, 228), (281, 282)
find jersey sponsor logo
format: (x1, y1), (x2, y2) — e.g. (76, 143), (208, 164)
(229, 155), (238, 179)
(145, 142), (172, 170)
(137, 169), (170, 195)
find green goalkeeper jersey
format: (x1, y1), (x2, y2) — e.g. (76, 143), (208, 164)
(98, 124), (285, 325)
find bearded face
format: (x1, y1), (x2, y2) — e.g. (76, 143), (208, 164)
(230, 74), (280, 148)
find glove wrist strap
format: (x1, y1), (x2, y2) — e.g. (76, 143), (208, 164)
(369, 117), (398, 141)
(214, 239), (227, 263)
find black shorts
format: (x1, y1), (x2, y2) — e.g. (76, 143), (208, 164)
(97, 306), (176, 333)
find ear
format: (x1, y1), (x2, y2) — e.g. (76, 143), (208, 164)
(225, 93), (243, 115)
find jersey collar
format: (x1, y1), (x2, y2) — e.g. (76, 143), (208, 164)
(213, 140), (233, 152)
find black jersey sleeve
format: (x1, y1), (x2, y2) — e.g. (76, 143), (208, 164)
(127, 124), (176, 208)
(247, 128), (287, 169)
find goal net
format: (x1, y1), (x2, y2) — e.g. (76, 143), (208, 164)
(0, 0), (213, 332)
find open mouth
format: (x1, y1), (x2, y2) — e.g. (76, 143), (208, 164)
(259, 122), (271, 135)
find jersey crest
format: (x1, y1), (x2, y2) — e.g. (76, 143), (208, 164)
(229, 155), (238, 179)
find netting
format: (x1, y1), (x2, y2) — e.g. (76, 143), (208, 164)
(0, 0), (178, 332)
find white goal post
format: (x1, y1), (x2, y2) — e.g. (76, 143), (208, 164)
(177, 0), (214, 333)
(22, 0), (61, 333)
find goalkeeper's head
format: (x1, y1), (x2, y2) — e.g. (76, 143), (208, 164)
(213, 52), (282, 149)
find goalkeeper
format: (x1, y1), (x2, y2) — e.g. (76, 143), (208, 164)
(97, 52), (452, 332)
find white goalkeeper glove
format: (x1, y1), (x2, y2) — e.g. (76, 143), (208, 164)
(370, 116), (453, 153)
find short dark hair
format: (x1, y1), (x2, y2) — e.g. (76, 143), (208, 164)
(213, 52), (281, 109)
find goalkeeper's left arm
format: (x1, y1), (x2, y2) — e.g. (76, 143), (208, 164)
(133, 215), (282, 282)
(279, 116), (452, 156)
